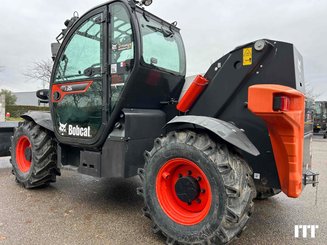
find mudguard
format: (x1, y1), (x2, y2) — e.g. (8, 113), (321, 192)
(21, 111), (54, 132)
(167, 116), (260, 156)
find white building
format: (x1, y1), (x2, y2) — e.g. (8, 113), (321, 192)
(14, 91), (40, 106)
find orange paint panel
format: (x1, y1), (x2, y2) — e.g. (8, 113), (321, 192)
(51, 81), (93, 103)
(248, 84), (305, 198)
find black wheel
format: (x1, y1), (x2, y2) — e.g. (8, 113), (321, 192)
(255, 186), (281, 200)
(137, 130), (256, 244)
(10, 120), (60, 188)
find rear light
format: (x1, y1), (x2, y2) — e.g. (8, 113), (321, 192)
(273, 95), (290, 111)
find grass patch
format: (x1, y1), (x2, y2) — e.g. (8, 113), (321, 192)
(5, 117), (23, 122)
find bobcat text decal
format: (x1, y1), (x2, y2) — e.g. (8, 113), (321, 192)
(68, 125), (92, 138)
(58, 122), (92, 138)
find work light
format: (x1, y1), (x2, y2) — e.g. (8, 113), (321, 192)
(142, 0), (153, 6)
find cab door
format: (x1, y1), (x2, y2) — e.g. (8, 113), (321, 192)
(51, 6), (108, 146)
(109, 2), (135, 111)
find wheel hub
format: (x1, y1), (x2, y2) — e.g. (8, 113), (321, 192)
(156, 158), (212, 226)
(175, 176), (200, 204)
(24, 147), (32, 162)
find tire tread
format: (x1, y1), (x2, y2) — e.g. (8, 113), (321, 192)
(10, 120), (60, 188)
(139, 130), (256, 244)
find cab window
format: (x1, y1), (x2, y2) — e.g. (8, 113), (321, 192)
(110, 3), (134, 110)
(54, 14), (103, 83)
(137, 12), (186, 75)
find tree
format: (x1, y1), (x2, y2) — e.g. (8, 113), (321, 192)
(304, 81), (322, 100)
(24, 59), (53, 88)
(0, 89), (17, 106)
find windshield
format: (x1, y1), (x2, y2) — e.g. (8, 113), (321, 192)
(137, 12), (186, 75)
(54, 14), (103, 83)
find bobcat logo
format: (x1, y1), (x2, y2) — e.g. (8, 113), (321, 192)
(59, 122), (67, 135)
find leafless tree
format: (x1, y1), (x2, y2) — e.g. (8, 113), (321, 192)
(24, 59), (53, 89)
(305, 81), (322, 100)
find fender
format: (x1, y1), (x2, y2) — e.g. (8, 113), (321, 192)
(167, 116), (260, 156)
(21, 111), (54, 132)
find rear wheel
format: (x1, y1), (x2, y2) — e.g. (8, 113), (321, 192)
(138, 131), (256, 244)
(11, 120), (60, 188)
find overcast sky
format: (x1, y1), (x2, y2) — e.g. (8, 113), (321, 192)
(0, 0), (327, 100)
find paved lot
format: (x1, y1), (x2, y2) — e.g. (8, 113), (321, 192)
(0, 137), (326, 245)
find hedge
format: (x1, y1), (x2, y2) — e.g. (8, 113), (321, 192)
(6, 105), (50, 118)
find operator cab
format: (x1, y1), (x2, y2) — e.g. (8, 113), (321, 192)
(50, 0), (186, 148)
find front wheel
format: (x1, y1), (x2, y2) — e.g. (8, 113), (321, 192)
(138, 131), (256, 244)
(11, 120), (60, 188)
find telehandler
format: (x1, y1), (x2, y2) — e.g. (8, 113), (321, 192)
(7, 0), (318, 244)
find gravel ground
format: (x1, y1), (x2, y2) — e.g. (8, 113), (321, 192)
(0, 137), (326, 245)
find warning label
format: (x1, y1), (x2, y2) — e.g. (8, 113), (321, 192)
(243, 47), (252, 66)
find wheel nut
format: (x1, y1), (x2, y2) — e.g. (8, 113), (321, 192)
(196, 199), (201, 204)
(162, 172), (170, 180)
(187, 201), (192, 206)
(178, 174), (183, 178)
(201, 189), (206, 194)
(197, 177), (202, 181)
(187, 170), (192, 176)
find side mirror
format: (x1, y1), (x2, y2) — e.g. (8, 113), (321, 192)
(51, 43), (61, 61)
(36, 89), (49, 101)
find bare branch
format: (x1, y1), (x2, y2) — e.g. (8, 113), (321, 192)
(24, 59), (53, 88)
(305, 81), (322, 100)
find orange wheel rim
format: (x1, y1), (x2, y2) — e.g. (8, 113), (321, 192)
(156, 158), (212, 226)
(16, 136), (32, 173)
